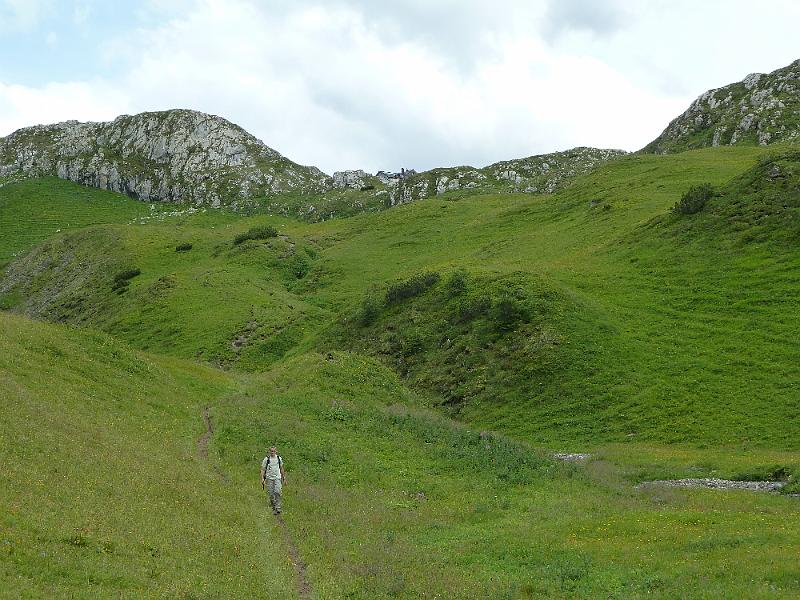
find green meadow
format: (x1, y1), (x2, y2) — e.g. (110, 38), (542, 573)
(2, 144), (800, 597)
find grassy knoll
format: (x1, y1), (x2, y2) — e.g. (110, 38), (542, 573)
(0, 177), (172, 269)
(0, 311), (296, 598)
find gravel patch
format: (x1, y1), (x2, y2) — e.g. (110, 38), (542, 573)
(637, 478), (786, 492)
(554, 453), (592, 462)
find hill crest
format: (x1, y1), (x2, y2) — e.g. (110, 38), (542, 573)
(644, 58), (800, 153)
(0, 109), (329, 208)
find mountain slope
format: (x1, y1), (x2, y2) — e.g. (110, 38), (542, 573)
(5, 145), (800, 448)
(644, 59), (800, 153)
(5, 310), (800, 599)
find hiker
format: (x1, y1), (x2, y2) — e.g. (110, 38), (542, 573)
(260, 446), (286, 515)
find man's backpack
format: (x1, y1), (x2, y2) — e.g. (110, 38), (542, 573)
(265, 455), (283, 470)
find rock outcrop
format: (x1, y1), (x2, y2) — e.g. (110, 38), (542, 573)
(644, 59), (800, 154)
(0, 109), (329, 208)
(386, 147), (626, 206)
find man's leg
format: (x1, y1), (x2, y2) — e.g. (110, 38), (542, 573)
(273, 479), (282, 514)
(268, 479), (278, 513)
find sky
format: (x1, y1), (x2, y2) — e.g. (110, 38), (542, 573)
(1, 0), (799, 175)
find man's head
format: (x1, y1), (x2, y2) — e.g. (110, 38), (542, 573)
(270, 446), (277, 456)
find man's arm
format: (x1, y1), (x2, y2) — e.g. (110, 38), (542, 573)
(280, 462), (286, 485)
(260, 467), (266, 488)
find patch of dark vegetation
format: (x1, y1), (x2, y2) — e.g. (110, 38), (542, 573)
(111, 267), (141, 294)
(454, 295), (491, 324)
(175, 242), (193, 252)
(356, 295), (380, 327)
(114, 268), (141, 282)
(284, 252), (312, 280)
(233, 225), (278, 245)
(491, 297), (526, 331)
(733, 464), (796, 483)
(673, 183), (714, 215)
(444, 269), (467, 297)
(329, 270), (565, 411)
(385, 271), (440, 305)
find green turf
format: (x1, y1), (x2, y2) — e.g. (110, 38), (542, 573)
(0, 177), (175, 269)
(2, 143), (800, 597)
(0, 311), (296, 598)
(4, 312), (799, 598)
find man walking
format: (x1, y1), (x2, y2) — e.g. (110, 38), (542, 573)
(261, 446), (286, 515)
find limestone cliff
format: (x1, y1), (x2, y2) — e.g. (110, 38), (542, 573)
(386, 147), (626, 206)
(0, 109), (329, 208)
(644, 59), (800, 154)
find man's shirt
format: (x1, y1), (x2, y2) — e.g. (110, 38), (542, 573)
(262, 455), (283, 480)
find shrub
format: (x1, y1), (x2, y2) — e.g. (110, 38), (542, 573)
(444, 270), (468, 297)
(175, 242), (193, 252)
(491, 297), (526, 332)
(385, 272), (440, 305)
(733, 464), (793, 482)
(454, 296), (490, 323)
(111, 267), (141, 294)
(673, 183), (714, 215)
(233, 225), (278, 245)
(113, 268), (141, 282)
(284, 253), (311, 279)
(356, 296), (380, 326)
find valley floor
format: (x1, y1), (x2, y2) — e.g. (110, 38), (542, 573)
(2, 312), (800, 599)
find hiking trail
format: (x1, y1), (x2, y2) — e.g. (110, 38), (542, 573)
(275, 514), (312, 600)
(197, 407), (313, 599)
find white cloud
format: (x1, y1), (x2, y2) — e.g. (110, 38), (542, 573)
(542, 0), (629, 40)
(0, 0), (52, 31)
(82, 0), (691, 173)
(0, 80), (130, 136)
(2, 0), (800, 174)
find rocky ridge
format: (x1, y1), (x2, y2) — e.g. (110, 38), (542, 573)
(1, 109), (625, 217)
(386, 147), (626, 206)
(644, 59), (800, 154)
(0, 109), (329, 208)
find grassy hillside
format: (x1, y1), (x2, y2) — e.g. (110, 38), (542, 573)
(0, 310), (297, 598)
(3, 146), (799, 448)
(212, 350), (800, 598)
(3, 141), (800, 597)
(0, 177), (167, 269)
(4, 311), (800, 598)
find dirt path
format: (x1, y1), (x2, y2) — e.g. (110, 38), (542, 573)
(198, 407), (213, 460)
(275, 514), (313, 600)
(197, 407), (312, 598)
